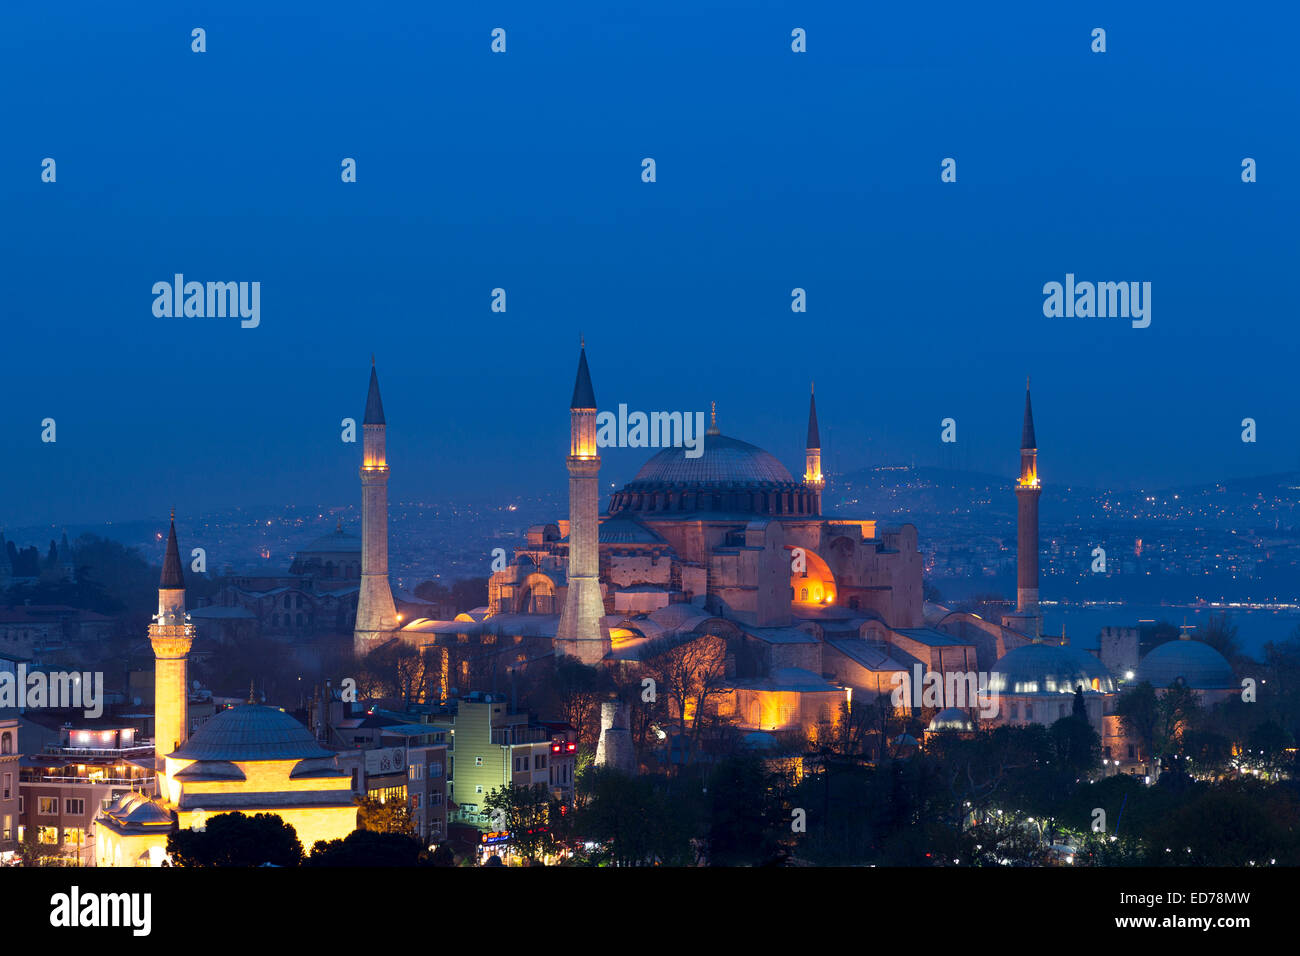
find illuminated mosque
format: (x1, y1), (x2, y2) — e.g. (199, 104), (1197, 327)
(340, 348), (1239, 773)
(371, 347), (1063, 736)
(95, 518), (357, 866)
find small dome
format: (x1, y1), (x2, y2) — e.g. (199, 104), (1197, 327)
(170, 704), (334, 761)
(301, 526), (362, 553)
(990, 642), (1116, 696)
(1137, 638), (1234, 690)
(928, 708), (975, 733)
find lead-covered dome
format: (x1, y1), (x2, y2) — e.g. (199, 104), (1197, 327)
(989, 642), (1116, 696)
(630, 434), (795, 487)
(609, 434), (816, 518)
(170, 704), (334, 761)
(1136, 638), (1234, 690)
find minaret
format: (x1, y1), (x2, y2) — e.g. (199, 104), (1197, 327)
(151, 512), (194, 795)
(1015, 379), (1042, 636)
(803, 382), (824, 514)
(354, 358), (400, 656)
(555, 341), (611, 665)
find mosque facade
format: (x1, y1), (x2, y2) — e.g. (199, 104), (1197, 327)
(95, 518), (357, 867)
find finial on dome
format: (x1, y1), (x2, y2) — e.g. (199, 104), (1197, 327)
(336, 517), (342, 532)
(580, 332), (585, 349)
(247, 680), (258, 704)
(371, 353), (375, 367)
(707, 401), (720, 436)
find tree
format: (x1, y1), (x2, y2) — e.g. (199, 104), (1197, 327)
(552, 657), (602, 753)
(451, 577), (489, 614)
(653, 635), (728, 768)
(167, 812), (304, 867)
(1072, 686), (1088, 721)
(483, 783), (553, 864)
(570, 766), (700, 866)
(307, 829), (427, 866)
(1116, 681), (1159, 767)
(1050, 713), (1100, 777)
(706, 753), (784, 866)
(1194, 613), (1242, 667)
(357, 795), (415, 836)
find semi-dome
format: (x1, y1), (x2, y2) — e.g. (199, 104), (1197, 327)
(928, 708), (975, 733)
(989, 642), (1116, 696)
(1136, 638), (1234, 690)
(169, 704), (334, 761)
(609, 433), (817, 518)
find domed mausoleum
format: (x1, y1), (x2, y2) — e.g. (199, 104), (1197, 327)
(989, 640), (1115, 731)
(1136, 636), (1235, 700)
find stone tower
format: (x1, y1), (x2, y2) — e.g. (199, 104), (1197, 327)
(1015, 379), (1042, 636)
(555, 342), (611, 665)
(353, 358), (400, 656)
(803, 382), (824, 514)
(151, 513), (194, 795)
(594, 699), (635, 772)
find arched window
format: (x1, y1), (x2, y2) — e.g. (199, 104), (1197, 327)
(296, 613), (304, 626)
(272, 613), (279, 626)
(0, 732), (11, 754)
(800, 588), (808, 601)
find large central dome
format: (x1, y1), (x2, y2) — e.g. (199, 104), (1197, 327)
(609, 433), (817, 518)
(630, 434), (795, 487)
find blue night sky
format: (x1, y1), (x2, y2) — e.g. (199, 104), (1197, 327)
(2, 2), (1297, 525)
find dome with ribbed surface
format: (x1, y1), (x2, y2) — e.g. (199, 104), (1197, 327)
(989, 642), (1116, 696)
(170, 704), (333, 761)
(1137, 639), (1234, 690)
(629, 434), (795, 487)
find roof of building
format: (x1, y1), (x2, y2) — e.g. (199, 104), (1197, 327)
(169, 704), (334, 761)
(626, 433), (796, 488)
(595, 517), (667, 545)
(1136, 638), (1234, 690)
(990, 641), (1115, 695)
(301, 523), (363, 554)
(727, 667), (843, 694)
(928, 707), (976, 733)
(825, 638), (909, 672)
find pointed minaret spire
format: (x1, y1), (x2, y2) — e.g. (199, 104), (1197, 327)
(1021, 377), (1036, 450)
(364, 360), (386, 426)
(806, 382), (821, 449)
(570, 343), (596, 410)
(803, 383), (824, 513)
(160, 511), (185, 590)
(556, 341), (611, 665)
